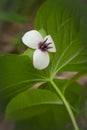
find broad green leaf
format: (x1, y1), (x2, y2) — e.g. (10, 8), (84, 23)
(6, 83), (86, 130)
(64, 82), (86, 113)
(23, 48), (34, 58)
(14, 106), (71, 130)
(62, 71), (87, 92)
(39, 79), (86, 113)
(35, 0), (87, 78)
(54, 79), (86, 112)
(39, 28), (47, 37)
(0, 54), (45, 114)
(6, 89), (62, 121)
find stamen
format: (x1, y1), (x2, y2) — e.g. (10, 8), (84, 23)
(38, 39), (53, 52)
(46, 42), (52, 46)
(43, 38), (48, 44)
(47, 46), (53, 49)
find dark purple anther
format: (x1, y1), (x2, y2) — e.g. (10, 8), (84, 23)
(38, 38), (53, 52)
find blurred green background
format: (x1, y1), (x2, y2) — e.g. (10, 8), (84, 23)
(0, 0), (45, 54)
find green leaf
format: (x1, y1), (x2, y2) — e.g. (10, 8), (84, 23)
(14, 106), (71, 130)
(62, 71), (87, 92)
(65, 82), (86, 113)
(39, 79), (86, 113)
(39, 28), (47, 38)
(0, 12), (27, 24)
(35, 0), (87, 78)
(23, 48), (34, 58)
(0, 54), (44, 114)
(5, 89), (62, 121)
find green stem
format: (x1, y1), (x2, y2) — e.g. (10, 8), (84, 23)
(50, 79), (80, 130)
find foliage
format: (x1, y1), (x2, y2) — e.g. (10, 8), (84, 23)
(0, 0), (87, 130)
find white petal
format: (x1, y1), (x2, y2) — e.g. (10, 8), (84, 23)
(33, 49), (50, 70)
(44, 35), (56, 52)
(22, 30), (43, 49)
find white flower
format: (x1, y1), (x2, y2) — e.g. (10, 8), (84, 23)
(22, 30), (56, 70)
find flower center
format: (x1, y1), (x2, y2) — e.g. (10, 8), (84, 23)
(38, 38), (52, 52)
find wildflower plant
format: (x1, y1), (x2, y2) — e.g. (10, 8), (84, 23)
(0, 0), (87, 130)
(22, 30), (56, 70)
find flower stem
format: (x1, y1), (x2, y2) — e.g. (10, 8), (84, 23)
(50, 79), (80, 130)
